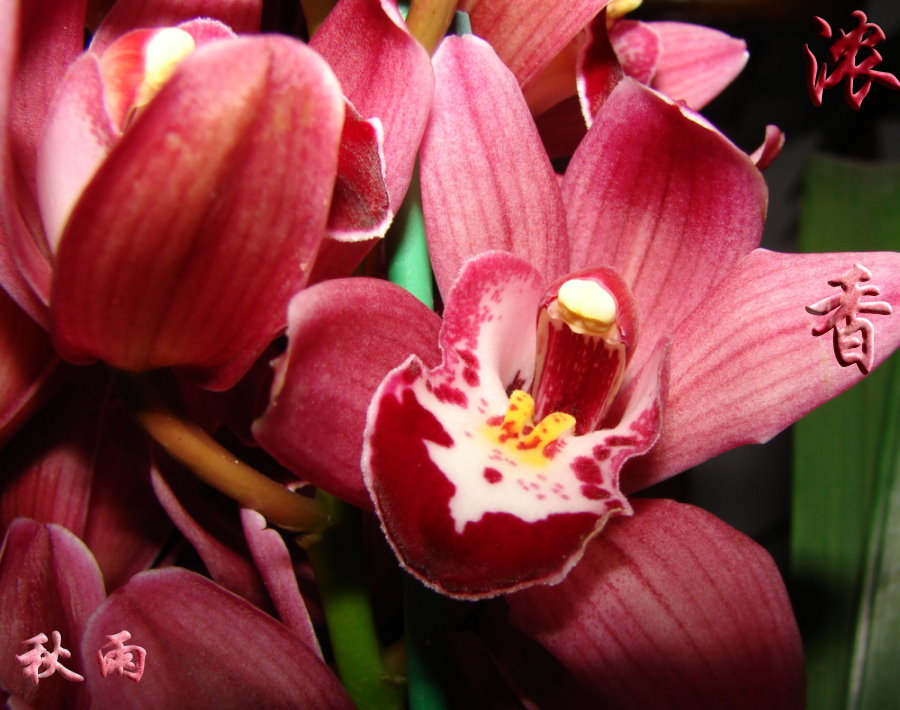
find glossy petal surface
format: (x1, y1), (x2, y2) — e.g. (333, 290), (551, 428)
(508, 499), (805, 710)
(51, 36), (344, 390)
(255, 278), (442, 509)
(421, 36), (568, 296)
(82, 568), (355, 709)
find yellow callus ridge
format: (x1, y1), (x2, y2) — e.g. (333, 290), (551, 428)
(134, 28), (196, 109)
(487, 390), (576, 466)
(606, 0), (643, 21)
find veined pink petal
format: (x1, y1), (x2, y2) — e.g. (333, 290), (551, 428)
(82, 568), (355, 708)
(37, 53), (117, 251)
(89, 0), (262, 54)
(460, 0), (610, 88)
(0, 286), (57, 444)
(507, 499), (805, 710)
(312, 0), (433, 210)
(240, 509), (322, 657)
(564, 78), (767, 375)
(421, 36), (569, 297)
(51, 36), (344, 390)
(0, 520), (105, 710)
(646, 21), (748, 110)
(627, 249), (900, 491)
(254, 278), (442, 509)
(363, 253), (665, 598)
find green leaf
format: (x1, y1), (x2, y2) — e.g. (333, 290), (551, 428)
(793, 154), (900, 710)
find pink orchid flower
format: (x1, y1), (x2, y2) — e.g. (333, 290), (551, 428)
(256, 34), (898, 704)
(0, 519), (352, 709)
(0, 0), (357, 392)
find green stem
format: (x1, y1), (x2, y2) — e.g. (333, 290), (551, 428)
(303, 494), (405, 710)
(119, 371), (328, 532)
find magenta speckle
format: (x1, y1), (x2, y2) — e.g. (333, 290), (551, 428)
(483, 467), (503, 484)
(580, 485), (611, 501)
(573, 456), (602, 484)
(605, 435), (638, 447)
(463, 367), (480, 387)
(592, 445), (611, 461)
(432, 383), (467, 406)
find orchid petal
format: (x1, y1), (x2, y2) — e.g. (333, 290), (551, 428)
(0, 286), (57, 445)
(240, 509), (322, 657)
(608, 20), (660, 86)
(0, 520), (104, 710)
(459, 0), (610, 88)
(750, 124), (785, 170)
(646, 21), (748, 110)
(507, 499), (805, 709)
(82, 568), (355, 709)
(363, 253), (665, 598)
(564, 78), (767, 375)
(89, 0), (262, 54)
(51, 36), (344, 390)
(37, 53), (117, 251)
(577, 12), (626, 124)
(0, 0), (84, 319)
(326, 106), (390, 242)
(421, 36), (569, 296)
(312, 0), (433, 209)
(150, 460), (272, 610)
(254, 277), (442, 509)
(627, 249), (900, 491)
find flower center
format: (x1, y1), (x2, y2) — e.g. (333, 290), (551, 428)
(483, 390), (575, 466)
(100, 27), (196, 132)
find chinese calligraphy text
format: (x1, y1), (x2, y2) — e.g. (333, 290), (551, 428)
(804, 10), (900, 110)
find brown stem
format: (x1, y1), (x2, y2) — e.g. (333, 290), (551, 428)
(121, 372), (328, 532)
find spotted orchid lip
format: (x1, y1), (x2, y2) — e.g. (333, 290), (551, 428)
(362, 251), (666, 599)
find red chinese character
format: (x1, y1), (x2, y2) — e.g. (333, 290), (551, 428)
(97, 630), (147, 683)
(804, 11), (900, 110)
(15, 631), (85, 685)
(806, 263), (893, 374)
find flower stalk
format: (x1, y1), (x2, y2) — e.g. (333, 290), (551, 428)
(406, 0), (458, 54)
(119, 372), (328, 532)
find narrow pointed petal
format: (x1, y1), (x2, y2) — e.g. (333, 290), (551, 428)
(564, 78), (767, 375)
(364, 253), (665, 598)
(240, 509), (322, 657)
(0, 520), (105, 710)
(51, 36), (344, 390)
(507, 499), (805, 710)
(646, 21), (748, 110)
(422, 36), (569, 296)
(460, 0), (610, 88)
(89, 0), (262, 54)
(628, 249), (900, 491)
(254, 278), (442, 509)
(150, 461), (272, 610)
(750, 124), (785, 170)
(0, 287), (57, 444)
(82, 568), (354, 709)
(312, 0), (433, 209)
